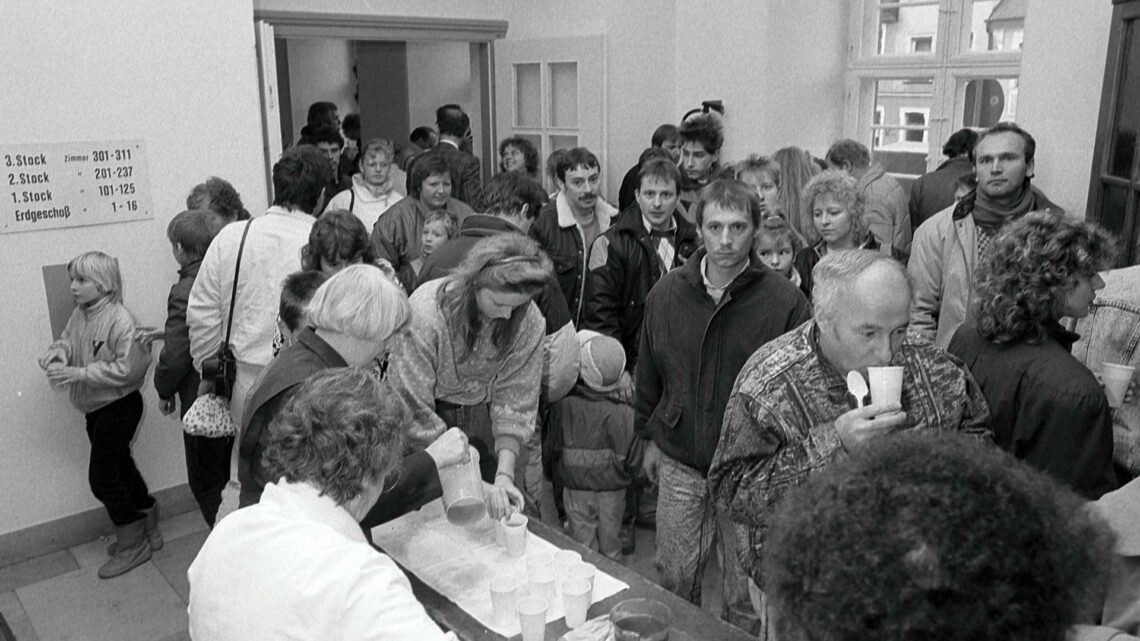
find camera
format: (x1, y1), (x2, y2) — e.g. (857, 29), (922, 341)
(201, 346), (236, 399)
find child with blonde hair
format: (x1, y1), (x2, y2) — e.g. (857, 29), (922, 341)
(38, 251), (157, 579)
(412, 210), (458, 276)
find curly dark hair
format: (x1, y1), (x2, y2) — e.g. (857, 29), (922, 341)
(973, 211), (1115, 345)
(498, 136), (540, 179)
(763, 431), (1113, 641)
(678, 112), (723, 154)
(186, 176), (250, 222)
(300, 210), (378, 272)
(264, 368), (406, 505)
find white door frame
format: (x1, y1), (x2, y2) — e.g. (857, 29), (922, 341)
(252, 11), (508, 193)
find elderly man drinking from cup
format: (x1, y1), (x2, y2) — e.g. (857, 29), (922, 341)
(707, 249), (993, 634)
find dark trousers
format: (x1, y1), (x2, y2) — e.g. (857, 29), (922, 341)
(85, 391), (154, 526)
(183, 433), (233, 527)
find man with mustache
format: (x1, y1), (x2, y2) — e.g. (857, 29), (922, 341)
(528, 147), (618, 323)
(908, 122), (1063, 349)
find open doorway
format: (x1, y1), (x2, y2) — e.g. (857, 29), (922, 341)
(252, 11), (506, 198)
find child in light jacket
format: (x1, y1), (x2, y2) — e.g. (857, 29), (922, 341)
(38, 251), (157, 579)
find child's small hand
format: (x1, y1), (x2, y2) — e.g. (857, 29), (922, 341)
(38, 349), (66, 370)
(133, 327), (163, 348)
(46, 364), (83, 386)
(159, 397), (177, 416)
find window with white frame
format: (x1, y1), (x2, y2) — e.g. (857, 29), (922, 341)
(846, 0), (1026, 181)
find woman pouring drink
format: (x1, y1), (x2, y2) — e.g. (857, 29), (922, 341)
(388, 234), (552, 520)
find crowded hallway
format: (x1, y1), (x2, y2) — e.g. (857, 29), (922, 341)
(4, 2), (1140, 640)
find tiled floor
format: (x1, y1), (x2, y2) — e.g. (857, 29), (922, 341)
(0, 502), (725, 640)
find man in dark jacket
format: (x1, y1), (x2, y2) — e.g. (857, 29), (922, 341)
(406, 104), (483, 210)
(528, 147), (618, 324)
(908, 127), (978, 230)
(635, 179), (812, 633)
(617, 124), (680, 212)
(583, 158), (698, 371)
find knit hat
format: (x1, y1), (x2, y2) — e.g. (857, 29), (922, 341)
(576, 330), (627, 393)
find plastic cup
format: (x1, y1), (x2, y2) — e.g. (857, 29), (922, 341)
(562, 578), (592, 629)
(1103, 363), (1135, 408)
(525, 551), (552, 573)
(489, 575), (518, 626)
(516, 595), (548, 641)
(553, 550), (582, 582)
(502, 514), (529, 557)
(528, 565), (557, 604)
(610, 598), (673, 641)
(867, 366), (904, 407)
(567, 562), (596, 600)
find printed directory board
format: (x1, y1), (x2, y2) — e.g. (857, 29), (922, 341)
(1, 140), (153, 234)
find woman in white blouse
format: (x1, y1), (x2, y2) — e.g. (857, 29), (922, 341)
(188, 368), (456, 641)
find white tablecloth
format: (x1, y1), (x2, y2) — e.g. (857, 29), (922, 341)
(371, 498), (629, 637)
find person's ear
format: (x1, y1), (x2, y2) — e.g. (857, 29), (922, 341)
(518, 203), (529, 219)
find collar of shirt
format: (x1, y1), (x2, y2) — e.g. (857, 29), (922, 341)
(700, 255), (749, 293)
(440, 139), (459, 150)
(261, 480), (365, 543)
(556, 190), (613, 232)
(642, 216), (676, 237)
(265, 205), (316, 224)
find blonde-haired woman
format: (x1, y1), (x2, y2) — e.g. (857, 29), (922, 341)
(239, 263), (469, 514)
(388, 233), (553, 519)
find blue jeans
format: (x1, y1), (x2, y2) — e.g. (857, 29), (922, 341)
(654, 453), (760, 634)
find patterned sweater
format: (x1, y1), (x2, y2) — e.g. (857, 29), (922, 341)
(387, 277), (544, 458)
(708, 320), (992, 585)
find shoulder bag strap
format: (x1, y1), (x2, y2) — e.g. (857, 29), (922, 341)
(223, 220), (253, 349)
(349, 188), (355, 213)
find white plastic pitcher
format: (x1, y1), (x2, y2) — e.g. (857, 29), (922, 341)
(439, 445), (486, 526)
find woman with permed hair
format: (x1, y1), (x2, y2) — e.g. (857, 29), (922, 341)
(792, 169), (878, 297)
(300, 209), (379, 276)
(948, 211), (1119, 499)
(763, 431), (1113, 641)
(189, 368), (459, 640)
(498, 136), (541, 182)
(387, 233), (553, 520)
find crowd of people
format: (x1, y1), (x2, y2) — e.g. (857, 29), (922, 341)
(36, 98), (1140, 640)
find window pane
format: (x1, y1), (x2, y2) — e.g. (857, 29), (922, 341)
(1100, 183), (1130, 240)
(549, 134), (578, 152)
(1109, 20), (1140, 179)
(962, 77), (1018, 128)
(876, 2), (939, 56)
(872, 78), (932, 177)
(549, 62), (578, 128)
(966, 0), (1025, 53)
(515, 63), (541, 128)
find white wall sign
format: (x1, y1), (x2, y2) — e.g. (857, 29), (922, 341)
(1, 140), (153, 234)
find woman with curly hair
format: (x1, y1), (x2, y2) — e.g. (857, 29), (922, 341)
(300, 209), (380, 276)
(948, 211), (1118, 499)
(498, 136), (541, 182)
(388, 233), (552, 519)
(792, 169), (879, 296)
(763, 431), (1113, 641)
(189, 368), (458, 640)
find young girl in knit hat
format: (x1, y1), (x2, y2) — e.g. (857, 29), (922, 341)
(550, 330), (646, 559)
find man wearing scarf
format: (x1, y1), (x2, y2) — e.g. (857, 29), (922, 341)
(908, 122), (1062, 349)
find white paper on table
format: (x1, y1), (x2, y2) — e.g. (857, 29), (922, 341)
(371, 497), (629, 637)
